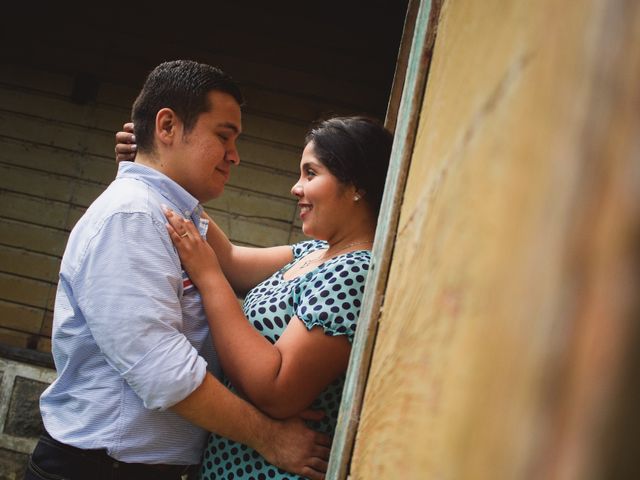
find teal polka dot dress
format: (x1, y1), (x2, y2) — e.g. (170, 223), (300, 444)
(199, 240), (371, 480)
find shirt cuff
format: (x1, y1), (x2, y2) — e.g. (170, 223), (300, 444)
(122, 333), (208, 410)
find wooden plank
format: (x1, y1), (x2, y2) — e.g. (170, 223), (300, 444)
(36, 337), (52, 354)
(0, 163), (87, 204)
(0, 110), (115, 159)
(1, 110), (303, 192)
(384, 0), (420, 133)
(0, 137), (115, 182)
(350, 0), (640, 478)
(222, 163), (297, 201)
(205, 190), (296, 225)
(0, 64), (74, 97)
(0, 86), (308, 152)
(0, 328), (37, 350)
(0, 125), (302, 179)
(0, 245), (60, 282)
(0, 191), (71, 230)
(235, 138), (301, 174)
(207, 211), (291, 248)
(0, 92), (306, 178)
(326, 1), (440, 478)
(0, 300), (44, 335)
(0, 85), (125, 132)
(44, 287), (57, 312)
(0, 110), (302, 180)
(17, 40), (382, 112)
(0, 272), (52, 310)
(0, 218), (68, 257)
(60, 190), (296, 236)
(40, 311), (53, 337)
(241, 113), (308, 150)
(0, 137), (81, 177)
(0, 341), (54, 368)
(0, 142), (298, 210)
(98, 77), (353, 124)
(239, 84), (353, 124)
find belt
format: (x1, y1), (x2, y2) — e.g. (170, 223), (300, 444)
(40, 430), (193, 479)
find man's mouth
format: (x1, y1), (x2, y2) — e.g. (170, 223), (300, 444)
(216, 168), (230, 181)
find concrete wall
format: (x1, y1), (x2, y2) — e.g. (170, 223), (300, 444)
(350, 0), (640, 478)
(0, 359), (55, 479)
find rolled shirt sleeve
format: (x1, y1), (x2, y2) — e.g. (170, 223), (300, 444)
(73, 211), (207, 410)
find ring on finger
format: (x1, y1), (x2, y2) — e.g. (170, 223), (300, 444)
(180, 232), (189, 238)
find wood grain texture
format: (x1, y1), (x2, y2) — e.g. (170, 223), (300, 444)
(350, 0), (640, 478)
(327, 1), (441, 478)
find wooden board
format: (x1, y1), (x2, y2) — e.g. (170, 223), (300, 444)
(350, 0), (640, 478)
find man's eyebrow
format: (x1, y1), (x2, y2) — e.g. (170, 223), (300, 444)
(217, 122), (241, 134)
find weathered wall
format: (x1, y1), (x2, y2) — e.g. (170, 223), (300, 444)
(0, 64), (322, 352)
(0, 3), (406, 354)
(0, 5), (407, 477)
(350, 0), (640, 479)
(0, 359), (55, 478)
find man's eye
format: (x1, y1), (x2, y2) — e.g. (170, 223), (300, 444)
(218, 134), (229, 142)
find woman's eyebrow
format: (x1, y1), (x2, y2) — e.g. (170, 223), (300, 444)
(301, 161), (322, 169)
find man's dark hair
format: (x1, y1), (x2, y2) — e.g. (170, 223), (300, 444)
(305, 116), (393, 215)
(131, 60), (243, 154)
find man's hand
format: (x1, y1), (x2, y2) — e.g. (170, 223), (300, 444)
(115, 122), (137, 163)
(257, 413), (332, 480)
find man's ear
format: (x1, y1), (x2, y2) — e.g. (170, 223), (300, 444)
(155, 108), (181, 147)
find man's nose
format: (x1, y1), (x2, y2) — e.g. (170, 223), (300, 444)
(226, 148), (240, 165)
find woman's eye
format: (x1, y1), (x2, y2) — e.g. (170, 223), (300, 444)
(306, 169), (316, 178)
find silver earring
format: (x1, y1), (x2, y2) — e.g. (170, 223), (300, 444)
(353, 195), (360, 201)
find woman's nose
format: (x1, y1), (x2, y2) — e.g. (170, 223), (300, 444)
(291, 183), (303, 197)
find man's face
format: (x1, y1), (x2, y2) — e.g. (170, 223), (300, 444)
(174, 90), (242, 202)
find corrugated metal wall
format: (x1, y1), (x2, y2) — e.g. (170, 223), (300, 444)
(0, 2), (407, 356)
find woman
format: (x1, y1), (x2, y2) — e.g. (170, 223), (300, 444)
(118, 116), (392, 479)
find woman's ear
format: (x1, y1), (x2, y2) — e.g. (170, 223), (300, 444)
(353, 188), (367, 202)
(155, 108), (181, 146)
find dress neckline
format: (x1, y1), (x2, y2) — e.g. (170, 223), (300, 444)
(280, 247), (371, 282)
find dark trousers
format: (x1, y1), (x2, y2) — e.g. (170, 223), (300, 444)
(25, 430), (195, 480)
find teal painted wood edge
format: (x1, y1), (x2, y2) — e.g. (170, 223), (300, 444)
(326, 1), (440, 478)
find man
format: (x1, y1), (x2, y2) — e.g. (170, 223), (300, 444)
(28, 60), (329, 480)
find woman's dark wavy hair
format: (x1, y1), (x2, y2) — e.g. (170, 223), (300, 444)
(305, 116), (393, 215)
(132, 60), (243, 154)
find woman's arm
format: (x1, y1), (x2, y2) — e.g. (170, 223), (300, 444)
(192, 269), (350, 419)
(201, 211), (293, 296)
(166, 211), (351, 419)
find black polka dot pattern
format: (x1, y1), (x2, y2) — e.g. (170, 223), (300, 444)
(200, 240), (370, 479)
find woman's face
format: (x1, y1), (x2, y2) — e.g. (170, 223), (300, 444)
(291, 142), (357, 241)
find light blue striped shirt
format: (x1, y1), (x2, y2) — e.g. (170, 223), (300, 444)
(40, 162), (220, 464)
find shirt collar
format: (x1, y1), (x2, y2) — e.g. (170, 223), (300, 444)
(116, 162), (203, 221)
